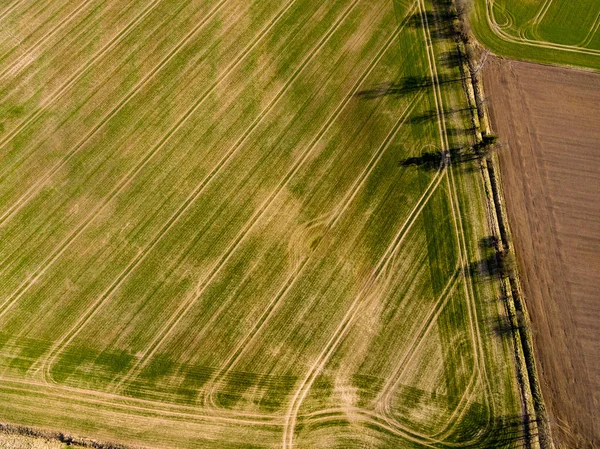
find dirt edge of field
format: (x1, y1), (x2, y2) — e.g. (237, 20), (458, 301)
(0, 423), (142, 449)
(481, 57), (600, 449)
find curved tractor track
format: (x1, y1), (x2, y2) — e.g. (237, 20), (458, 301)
(485, 0), (600, 57)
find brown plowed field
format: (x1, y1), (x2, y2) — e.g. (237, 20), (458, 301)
(483, 59), (600, 449)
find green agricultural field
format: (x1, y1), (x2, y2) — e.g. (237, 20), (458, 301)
(471, 0), (600, 70)
(0, 0), (525, 447)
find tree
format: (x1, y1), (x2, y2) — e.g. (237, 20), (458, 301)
(473, 133), (498, 158)
(498, 250), (517, 278)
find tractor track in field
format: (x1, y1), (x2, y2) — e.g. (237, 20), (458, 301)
(0, 376), (281, 427)
(303, 406), (481, 447)
(200, 95), (421, 411)
(0, 0), (94, 81)
(281, 161), (446, 449)
(420, 0), (496, 439)
(579, 11), (600, 48)
(0, 0), (166, 153)
(305, 408), (440, 447)
(0, 0), (25, 24)
(0, 0), (237, 229)
(304, 401), (511, 448)
(532, 0), (553, 27)
(485, 0), (600, 57)
(376, 271), (460, 415)
(108, 2), (416, 395)
(0, 0), (303, 320)
(37, 0), (363, 385)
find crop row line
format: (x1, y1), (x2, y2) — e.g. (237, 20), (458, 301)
(202, 93), (422, 411)
(38, 0), (360, 385)
(108, 0), (400, 396)
(0, 0), (234, 228)
(0, 0), (301, 321)
(282, 155), (446, 448)
(0, 0), (167, 153)
(0, 0), (94, 81)
(0, 0), (25, 24)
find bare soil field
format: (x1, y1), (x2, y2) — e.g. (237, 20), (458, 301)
(483, 58), (600, 449)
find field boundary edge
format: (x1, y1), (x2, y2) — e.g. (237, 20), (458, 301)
(451, 1), (555, 447)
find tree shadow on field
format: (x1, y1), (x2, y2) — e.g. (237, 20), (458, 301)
(406, 10), (435, 29)
(398, 150), (443, 170)
(355, 74), (460, 99)
(439, 48), (463, 69)
(405, 4), (458, 40)
(479, 235), (500, 252)
(467, 254), (501, 280)
(457, 412), (540, 448)
(398, 146), (478, 171)
(406, 106), (473, 124)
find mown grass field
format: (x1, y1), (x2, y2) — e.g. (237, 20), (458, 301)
(0, 0), (524, 447)
(470, 0), (600, 70)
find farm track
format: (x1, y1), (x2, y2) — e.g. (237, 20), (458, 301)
(0, 0), (302, 320)
(109, 2), (416, 395)
(0, 0), (234, 228)
(38, 0), (365, 384)
(0, 0), (94, 81)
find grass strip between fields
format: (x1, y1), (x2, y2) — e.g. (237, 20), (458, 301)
(452, 1), (556, 447)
